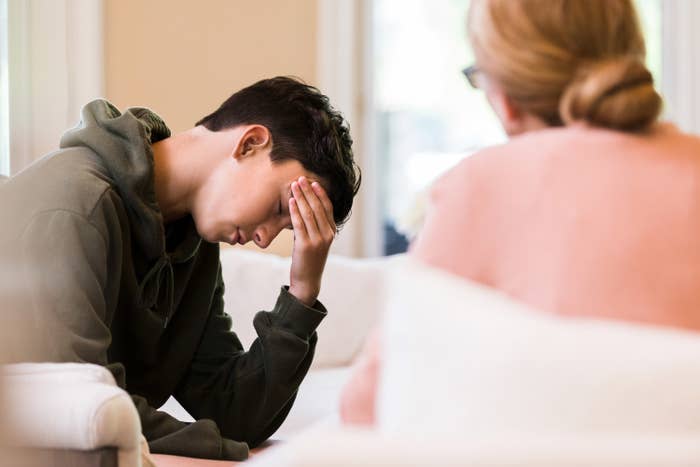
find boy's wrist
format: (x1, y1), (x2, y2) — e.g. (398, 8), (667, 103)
(288, 284), (318, 307)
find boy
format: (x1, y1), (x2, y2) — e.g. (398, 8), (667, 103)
(0, 77), (360, 460)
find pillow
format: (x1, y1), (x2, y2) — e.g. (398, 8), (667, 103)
(220, 249), (395, 368)
(377, 256), (700, 438)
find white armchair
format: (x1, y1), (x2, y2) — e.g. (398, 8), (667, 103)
(3, 363), (143, 467)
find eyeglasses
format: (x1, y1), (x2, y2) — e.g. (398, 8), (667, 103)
(462, 64), (481, 89)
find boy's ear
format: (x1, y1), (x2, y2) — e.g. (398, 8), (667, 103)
(233, 125), (271, 160)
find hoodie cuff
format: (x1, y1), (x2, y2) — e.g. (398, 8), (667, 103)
(221, 437), (249, 461)
(271, 286), (327, 340)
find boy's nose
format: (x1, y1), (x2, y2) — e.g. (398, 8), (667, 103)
(253, 223), (282, 249)
(253, 230), (270, 249)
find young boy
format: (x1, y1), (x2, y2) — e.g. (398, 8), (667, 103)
(0, 77), (360, 460)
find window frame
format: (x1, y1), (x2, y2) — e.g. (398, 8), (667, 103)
(317, 0), (380, 257)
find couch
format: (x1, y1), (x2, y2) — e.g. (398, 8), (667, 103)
(7, 249), (700, 466)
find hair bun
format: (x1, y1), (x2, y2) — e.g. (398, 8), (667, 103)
(559, 56), (662, 131)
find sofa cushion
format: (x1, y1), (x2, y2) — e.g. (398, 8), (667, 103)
(220, 249), (394, 368)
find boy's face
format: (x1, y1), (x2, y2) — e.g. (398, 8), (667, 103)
(192, 148), (323, 248)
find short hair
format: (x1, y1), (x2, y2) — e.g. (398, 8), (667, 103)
(196, 76), (361, 229)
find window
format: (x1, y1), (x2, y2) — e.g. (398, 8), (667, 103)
(369, 0), (663, 255)
(637, 0), (662, 83)
(371, 0), (502, 255)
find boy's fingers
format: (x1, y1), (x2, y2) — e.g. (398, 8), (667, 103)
(299, 178), (324, 214)
(289, 198), (307, 240)
(292, 181), (321, 239)
(311, 182), (336, 232)
(299, 178), (334, 236)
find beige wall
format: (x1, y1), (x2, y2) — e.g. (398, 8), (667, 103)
(104, 0), (319, 256)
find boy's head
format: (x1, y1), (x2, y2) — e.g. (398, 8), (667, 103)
(195, 76), (360, 241)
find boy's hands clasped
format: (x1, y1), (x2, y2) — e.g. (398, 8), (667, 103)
(288, 176), (336, 306)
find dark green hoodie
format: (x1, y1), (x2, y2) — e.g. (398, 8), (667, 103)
(0, 100), (327, 460)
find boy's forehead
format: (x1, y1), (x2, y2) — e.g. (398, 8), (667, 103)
(269, 159), (331, 196)
(282, 174), (330, 195)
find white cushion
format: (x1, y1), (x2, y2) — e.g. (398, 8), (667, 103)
(377, 256), (700, 439)
(274, 367), (351, 439)
(220, 249), (394, 368)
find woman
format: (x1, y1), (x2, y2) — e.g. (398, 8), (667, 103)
(341, 0), (700, 425)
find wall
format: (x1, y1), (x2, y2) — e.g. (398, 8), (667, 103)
(104, 0), (319, 255)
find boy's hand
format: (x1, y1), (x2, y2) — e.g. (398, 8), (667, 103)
(288, 176), (336, 306)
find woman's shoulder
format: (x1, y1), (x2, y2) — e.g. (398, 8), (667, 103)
(431, 128), (574, 192)
(476, 124), (615, 158)
(431, 122), (700, 203)
(467, 122), (700, 166)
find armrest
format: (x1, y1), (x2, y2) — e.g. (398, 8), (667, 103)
(3, 363), (142, 467)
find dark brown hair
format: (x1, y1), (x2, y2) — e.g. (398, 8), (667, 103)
(196, 76), (361, 228)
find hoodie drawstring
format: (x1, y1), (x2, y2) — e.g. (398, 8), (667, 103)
(137, 256), (175, 328)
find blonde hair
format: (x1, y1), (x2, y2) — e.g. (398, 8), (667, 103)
(467, 0), (662, 131)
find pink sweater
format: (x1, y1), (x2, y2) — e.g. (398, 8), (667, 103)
(411, 123), (700, 330)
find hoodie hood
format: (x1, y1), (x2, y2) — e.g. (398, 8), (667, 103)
(60, 99), (170, 259)
(59, 100), (201, 324)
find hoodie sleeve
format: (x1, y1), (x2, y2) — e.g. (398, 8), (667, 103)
(18, 210), (113, 364)
(173, 271), (327, 449)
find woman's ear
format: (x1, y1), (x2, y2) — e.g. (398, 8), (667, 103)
(485, 87), (549, 136)
(233, 125), (272, 160)
(486, 88), (526, 136)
